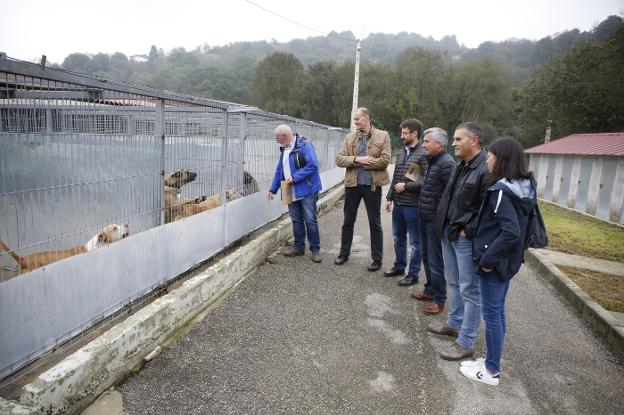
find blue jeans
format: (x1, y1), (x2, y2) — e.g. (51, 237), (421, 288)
(481, 273), (510, 373)
(391, 204), (421, 277)
(288, 192), (320, 253)
(420, 220), (446, 305)
(441, 228), (481, 349)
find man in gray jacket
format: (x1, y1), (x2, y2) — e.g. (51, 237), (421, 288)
(384, 119), (427, 286)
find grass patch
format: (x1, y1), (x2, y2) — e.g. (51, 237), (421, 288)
(558, 266), (624, 313)
(539, 202), (624, 262)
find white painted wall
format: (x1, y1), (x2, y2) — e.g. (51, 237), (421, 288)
(530, 154), (623, 225)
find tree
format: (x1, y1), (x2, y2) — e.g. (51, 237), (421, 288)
(91, 53), (110, 76)
(394, 48), (447, 127)
(250, 52), (306, 117)
(592, 15), (623, 43)
(302, 61), (352, 127)
(110, 53), (131, 81)
(515, 27), (624, 148)
(62, 53), (91, 73)
(148, 45), (159, 63)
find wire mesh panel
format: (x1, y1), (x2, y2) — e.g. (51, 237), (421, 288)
(162, 102), (228, 223)
(0, 74), (161, 281)
(0, 56), (348, 381)
(244, 113), (286, 193)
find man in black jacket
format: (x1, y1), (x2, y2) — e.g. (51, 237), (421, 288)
(410, 127), (456, 315)
(428, 122), (489, 361)
(383, 119), (427, 286)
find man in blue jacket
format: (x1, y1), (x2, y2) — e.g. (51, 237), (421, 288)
(268, 124), (323, 263)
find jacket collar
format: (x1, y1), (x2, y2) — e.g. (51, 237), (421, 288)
(428, 149), (447, 163)
(404, 141), (421, 156)
(356, 124), (375, 138)
(461, 149), (487, 170)
(280, 133), (302, 152)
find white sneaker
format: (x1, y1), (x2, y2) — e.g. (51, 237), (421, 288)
(461, 357), (485, 367)
(459, 363), (500, 386)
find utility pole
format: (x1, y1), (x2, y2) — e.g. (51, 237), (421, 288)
(350, 39), (362, 132)
(545, 119), (552, 144)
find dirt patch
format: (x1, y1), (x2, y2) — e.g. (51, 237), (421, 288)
(559, 265), (624, 313)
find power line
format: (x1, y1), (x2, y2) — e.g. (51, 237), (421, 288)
(242, 0), (328, 36)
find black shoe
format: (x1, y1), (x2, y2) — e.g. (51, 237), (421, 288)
(398, 275), (418, 286)
(367, 260), (382, 272)
(383, 267), (405, 277)
(334, 256), (349, 265)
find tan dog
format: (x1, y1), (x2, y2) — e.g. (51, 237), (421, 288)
(164, 169), (197, 223)
(1, 224), (129, 273)
(174, 188), (238, 221)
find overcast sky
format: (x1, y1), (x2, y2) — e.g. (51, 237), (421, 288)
(1, 0), (623, 63)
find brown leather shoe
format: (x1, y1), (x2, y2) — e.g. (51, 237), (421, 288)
(410, 291), (433, 302)
(283, 247), (304, 257)
(424, 303), (444, 315)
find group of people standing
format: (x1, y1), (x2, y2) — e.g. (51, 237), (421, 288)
(268, 107), (537, 386)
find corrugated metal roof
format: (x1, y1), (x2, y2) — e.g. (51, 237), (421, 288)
(525, 132), (624, 156)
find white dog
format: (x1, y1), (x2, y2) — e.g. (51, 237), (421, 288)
(1, 224), (129, 273)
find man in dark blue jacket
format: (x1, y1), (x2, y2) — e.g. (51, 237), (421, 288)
(268, 125), (323, 263)
(410, 127), (456, 314)
(384, 118), (427, 286)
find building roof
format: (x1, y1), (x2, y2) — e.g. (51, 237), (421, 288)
(525, 132), (624, 156)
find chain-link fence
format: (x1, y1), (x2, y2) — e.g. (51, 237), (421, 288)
(0, 56), (347, 381)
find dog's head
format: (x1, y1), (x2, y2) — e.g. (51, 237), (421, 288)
(225, 187), (239, 202)
(164, 169), (197, 188)
(97, 224), (129, 245)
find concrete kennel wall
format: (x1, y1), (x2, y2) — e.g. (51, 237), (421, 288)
(0, 184), (345, 415)
(529, 154), (624, 225)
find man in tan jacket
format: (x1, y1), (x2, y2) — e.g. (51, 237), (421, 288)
(334, 107), (391, 271)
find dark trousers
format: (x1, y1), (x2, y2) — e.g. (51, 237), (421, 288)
(339, 185), (383, 261)
(391, 204), (421, 276)
(420, 219), (447, 305)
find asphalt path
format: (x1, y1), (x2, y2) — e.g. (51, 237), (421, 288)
(118, 189), (624, 415)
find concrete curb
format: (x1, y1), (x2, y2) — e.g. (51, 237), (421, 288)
(0, 186), (345, 415)
(526, 249), (624, 359)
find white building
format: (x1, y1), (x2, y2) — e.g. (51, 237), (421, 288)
(526, 132), (624, 225)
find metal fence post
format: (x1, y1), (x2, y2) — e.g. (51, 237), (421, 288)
(239, 112), (247, 192)
(220, 109), (229, 205)
(156, 99), (165, 225)
(46, 109), (53, 133)
(327, 128), (331, 170)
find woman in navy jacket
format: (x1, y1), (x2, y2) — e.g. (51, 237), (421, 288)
(460, 137), (536, 386)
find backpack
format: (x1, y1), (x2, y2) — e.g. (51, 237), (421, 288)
(294, 135), (309, 169)
(280, 134), (309, 169)
(524, 200), (549, 249)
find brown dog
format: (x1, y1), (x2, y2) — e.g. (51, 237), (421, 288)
(174, 188), (238, 221)
(164, 169), (197, 223)
(1, 224), (129, 273)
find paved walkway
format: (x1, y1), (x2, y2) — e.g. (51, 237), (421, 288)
(116, 192), (624, 415)
(535, 249), (624, 276)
